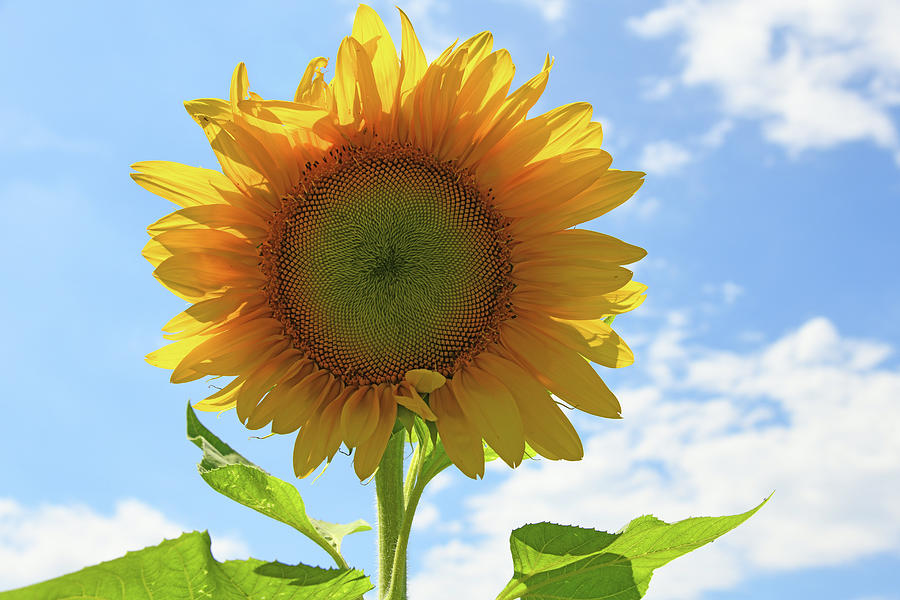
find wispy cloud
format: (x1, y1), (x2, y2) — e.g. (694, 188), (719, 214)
(629, 0), (900, 164)
(504, 0), (568, 23)
(411, 314), (900, 599)
(0, 498), (248, 590)
(641, 76), (676, 101)
(698, 119), (733, 148)
(640, 139), (693, 175)
(607, 193), (661, 222)
(703, 281), (744, 305)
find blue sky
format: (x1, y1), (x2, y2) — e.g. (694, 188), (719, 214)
(1, 0), (899, 598)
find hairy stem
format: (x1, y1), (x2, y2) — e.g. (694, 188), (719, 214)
(387, 448), (427, 600)
(376, 432), (406, 599)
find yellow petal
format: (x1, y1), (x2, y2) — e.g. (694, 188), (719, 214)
(430, 384), (484, 479)
(432, 40), (459, 65)
(170, 318), (284, 381)
(353, 385), (398, 480)
(472, 352), (583, 461)
(271, 370), (334, 434)
(243, 358), (316, 430)
(457, 32), (494, 81)
(194, 377), (245, 412)
(395, 7), (428, 141)
(184, 104), (285, 205)
(397, 7), (427, 95)
(230, 62), (249, 113)
(143, 229), (256, 268)
(514, 263), (633, 295)
(526, 103), (596, 162)
(182, 97), (231, 122)
(341, 386), (381, 447)
(162, 291), (262, 337)
(293, 392), (344, 479)
(240, 99), (338, 152)
(405, 369), (447, 394)
(511, 229), (647, 267)
(520, 311), (634, 368)
(131, 161), (256, 213)
(163, 303), (269, 342)
(295, 57), (332, 109)
(146, 336), (207, 370)
(511, 170), (645, 237)
(512, 286), (635, 321)
(601, 281), (649, 314)
(332, 37), (362, 126)
(458, 63), (551, 169)
(236, 348), (305, 425)
(147, 204), (268, 241)
(437, 49), (515, 161)
(153, 252), (265, 301)
(501, 320), (621, 418)
(352, 4), (399, 116)
(568, 120), (604, 152)
(330, 37), (384, 132)
(548, 316), (635, 368)
(478, 102), (595, 189)
(453, 366), (525, 468)
(394, 381), (437, 421)
(410, 48), (468, 152)
(177, 336), (286, 384)
(493, 149), (612, 216)
(318, 391), (349, 464)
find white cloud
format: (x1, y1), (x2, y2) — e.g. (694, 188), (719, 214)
(513, 0), (568, 23)
(703, 281), (744, 304)
(413, 502), (440, 531)
(641, 76), (676, 100)
(629, 0), (900, 162)
(0, 498), (248, 590)
(640, 140), (693, 175)
(698, 119), (734, 148)
(608, 194), (661, 221)
(410, 315), (900, 599)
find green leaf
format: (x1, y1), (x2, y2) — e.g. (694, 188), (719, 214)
(496, 495), (771, 600)
(0, 531), (372, 600)
(411, 415), (452, 484)
(186, 404), (371, 568)
(397, 404), (417, 433)
(186, 400), (255, 472)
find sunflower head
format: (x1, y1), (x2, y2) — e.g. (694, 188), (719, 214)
(135, 4), (647, 481)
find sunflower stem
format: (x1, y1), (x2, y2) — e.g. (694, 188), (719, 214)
(387, 443), (427, 600)
(376, 431), (406, 600)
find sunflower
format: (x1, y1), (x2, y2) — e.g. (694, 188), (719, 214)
(135, 5), (646, 480)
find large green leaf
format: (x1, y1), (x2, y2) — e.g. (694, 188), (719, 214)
(496, 496), (770, 600)
(0, 531), (372, 600)
(186, 404), (371, 568)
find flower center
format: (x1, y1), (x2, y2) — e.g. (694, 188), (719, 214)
(261, 144), (514, 386)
